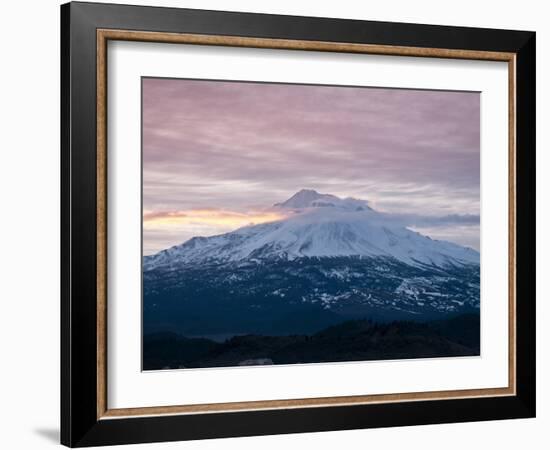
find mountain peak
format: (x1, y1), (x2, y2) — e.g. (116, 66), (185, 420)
(274, 189), (334, 208)
(274, 189), (372, 211)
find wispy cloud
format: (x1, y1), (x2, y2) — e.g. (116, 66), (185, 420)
(386, 212), (480, 228)
(143, 208), (286, 228)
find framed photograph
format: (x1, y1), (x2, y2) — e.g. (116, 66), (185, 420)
(61, 2), (536, 447)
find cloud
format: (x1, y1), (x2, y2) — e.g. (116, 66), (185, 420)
(387, 213), (480, 228)
(143, 210), (188, 221)
(143, 207), (286, 230)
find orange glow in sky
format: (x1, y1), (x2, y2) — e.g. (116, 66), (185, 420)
(143, 209), (286, 231)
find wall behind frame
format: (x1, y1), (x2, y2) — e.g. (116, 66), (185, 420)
(0, 0), (545, 449)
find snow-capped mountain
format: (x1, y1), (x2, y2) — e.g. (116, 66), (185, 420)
(144, 189), (479, 271)
(143, 190), (480, 337)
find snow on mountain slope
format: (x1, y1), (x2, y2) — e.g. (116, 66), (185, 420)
(144, 190), (479, 270)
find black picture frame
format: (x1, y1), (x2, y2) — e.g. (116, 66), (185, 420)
(61, 1), (536, 447)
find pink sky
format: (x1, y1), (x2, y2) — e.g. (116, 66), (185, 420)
(142, 78), (480, 255)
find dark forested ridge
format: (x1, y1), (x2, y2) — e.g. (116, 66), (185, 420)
(143, 256), (480, 336)
(143, 313), (480, 370)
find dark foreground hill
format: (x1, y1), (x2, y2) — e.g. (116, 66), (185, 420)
(143, 313), (479, 370)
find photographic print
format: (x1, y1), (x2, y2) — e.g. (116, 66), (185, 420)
(142, 78), (481, 371)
